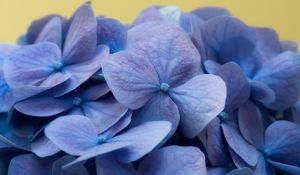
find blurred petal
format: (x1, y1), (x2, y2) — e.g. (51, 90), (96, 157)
(264, 121), (300, 165)
(35, 16), (62, 47)
(222, 122), (258, 166)
(52, 155), (88, 175)
(281, 40), (298, 52)
(267, 160), (300, 175)
(8, 154), (53, 175)
(138, 146), (206, 175)
(45, 115), (99, 155)
(62, 4), (97, 65)
(31, 136), (60, 158)
(0, 71), (13, 112)
(112, 121), (172, 163)
(204, 60), (221, 74)
(253, 51), (300, 110)
(215, 62), (250, 112)
(102, 51), (159, 109)
(192, 7), (231, 20)
(249, 80), (275, 105)
(291, 100), (300, 125)
(128, 22), (201, 87)
(169, 74), (226, 138)
(97, 17), (127, 53)
(227, 168), (254, 175)
(96, 154), (137, 175)
(254, 156), (273, 175)
(238, 101), (264, 148)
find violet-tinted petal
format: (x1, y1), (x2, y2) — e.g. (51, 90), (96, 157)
(111, 121), (172, 163)
(222, 122), (258, 166)
(132, 93), (180, 139)
(62, 4), (97, 65)
(253, 51), (300, 110)
(133, 6), (164, 25)
(31, 136), (60, 158)
(254, 27), (281, 61)
(45, 115), (99, 155)
(35, 16), (63, 47)
(204, 60), (221, 74)
(169, 74), (226, 138)
(8, 154), (53, 175)
(228, 147), (251, 168)
(264, 121), (300, 165)
(96, 154), (137, 175)
(207, 118), (229, 166)
(207, 167), (229, 175)
(14, 94), (72, 117)
(281, 40), (298, 52)
(81, 82), (110, 101)
(249, 80), (275, 105)
(138, 146), (206, 175)
(227, 168), (254, 175)
(79, 97), (128, 133)
(128, 22), (201, 87)
(97, 17), (127, 53)
(102, 51), (159, 109)
(192, 7), (231, 20)
(52, 155), (89, 175)
(215, 62), (250, 112)
(254, 156), (273, 175)
(267, 160), (300, 175)
(238, 101), (265, 148)
(54, 45), (109, 97)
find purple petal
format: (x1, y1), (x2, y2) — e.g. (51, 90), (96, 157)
(111, 121), (172, 163)
(31, 136), (60, 157)
(169, 74), (226, 138)
(138, 146), (206, 175)
(35, 16), (63, 47)
(81, 82), (110, 101)
(249, 80), (275, 105)
(97, 17), (127, 53)
(267, 160), (300, 175)
(227, 168), (254, 175)
(204, 60), (221, 74)
(132, 93), (180, 139)
(238, 101), (265, 148)
(254, 156), (273, 175)
(215, 62), (250, 112)
(222, 122), (258, 166)
(79, 97), (128, 133)
(229, 147), (251, 168)
(102, 51), (159, 109)
(253, 51), (300, 110)
(8, 154), (53, 175)
(62, 4), (97, 65)
(96, 155), (137, 175)
(53, 45), (109, 97)
(14, 93), (72, 117)
(264, 121), (300, 165)
(192, 7), (231, 20)
(254, 27), (281, 61)
(281, 40), (298, 52)
(45, 115), (99, 155)
(52, 155), (89, 175)
(128, 22), (201, 87)
(132, 6), (167, 25)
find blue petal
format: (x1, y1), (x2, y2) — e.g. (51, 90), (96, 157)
(192, 7), (231, 21)
(31, 136), (60, 157)
(96, 155), (137, 175)
(52, 155), (89, 175)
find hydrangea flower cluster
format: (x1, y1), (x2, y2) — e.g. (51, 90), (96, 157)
(0, 3), (300, 175)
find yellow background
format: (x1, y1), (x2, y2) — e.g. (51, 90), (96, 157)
(0, 0), (299, 44)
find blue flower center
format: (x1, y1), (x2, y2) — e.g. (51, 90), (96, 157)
(218, 111), (229, 121)
(54, 62), (64, 72)
(262, 148), (272, 157)
(73, 97), (82, 107)
(160, 83), (170, 93)
(98, 135), (107, 144)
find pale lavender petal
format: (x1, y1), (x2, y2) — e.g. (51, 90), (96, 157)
(222, 122), (258, 166)
(192, 7), (231, 20)
(45, 115), (99, 155)
(138, 146), (206, 175)
(169, 74), (226, 138)
(133, 6), (165, 25)
(81, 82), (110, 101)
(111, 121), (172, 163)
(31, 136), (60, 157)
(96, 155), (137, 175)
(204, 60), (221, 74)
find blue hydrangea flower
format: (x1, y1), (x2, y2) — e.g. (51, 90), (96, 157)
(102, 22), (226, 138)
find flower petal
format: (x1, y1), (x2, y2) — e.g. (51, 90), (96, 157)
(81, 82), (110, 101)
(0, 71), (13, 112)
(281, 40), (298, 52)
(249, 80), (275, 105)
(169, 74), (226, 138)
(62, 4), (97, 65)
(267, 160), (300, 175)
(227, 168), (254, 175)
(138, 146), (206, 175)
(215, 62), (250, 112)
(111, 121), (172, 163)
(31, 136), (60, 158)
(97, 17), (127, 53)
(52, 155), (89, 175)
(253, 51), (300, 110)
(45, 115), (99, 155)
(222, 122), (258, 166)
(192, 7), (231, 20)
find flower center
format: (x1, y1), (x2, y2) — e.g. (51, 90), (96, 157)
(98, 135), (107, 144)
(160, 83), (170, 93)
(73, 97), (82, 107)
(262, 148), (272, 157)
(218, 112), (229, 121)
(54, 62), (64, 72)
